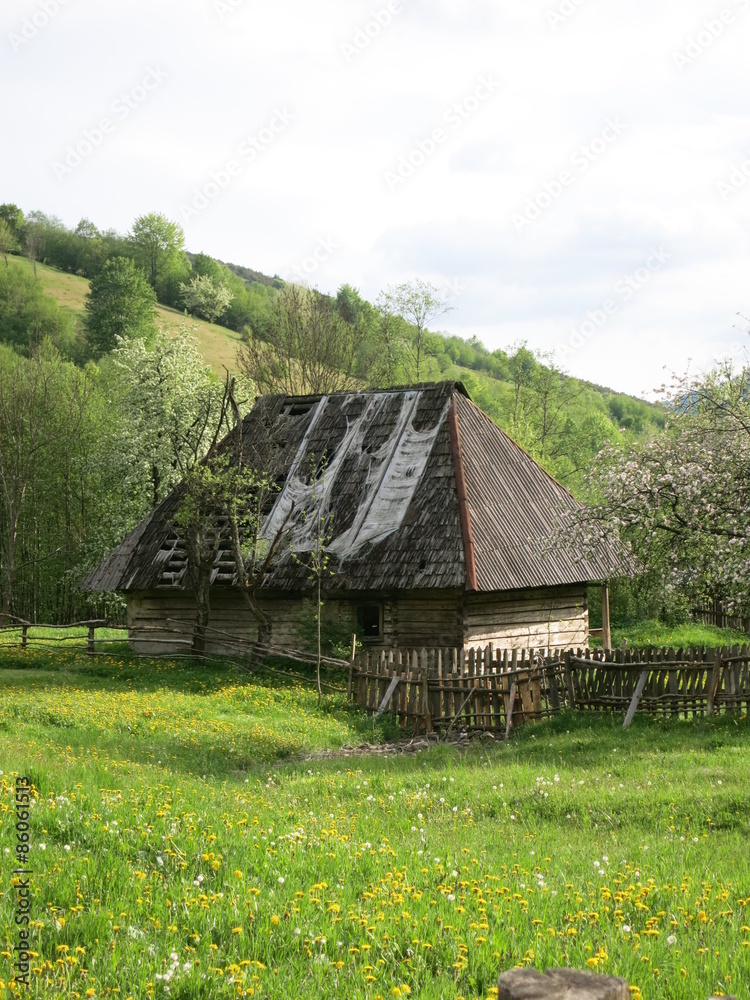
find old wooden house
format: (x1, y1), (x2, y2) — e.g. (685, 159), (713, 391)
(82, 381), (628, 654)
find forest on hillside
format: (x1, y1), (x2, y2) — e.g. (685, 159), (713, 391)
(0, 201), (745, 631)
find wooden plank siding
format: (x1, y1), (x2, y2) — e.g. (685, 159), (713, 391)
(463, 584), (588, 651)
(126, 585), (581, 656)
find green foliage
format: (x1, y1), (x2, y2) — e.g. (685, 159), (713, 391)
(0, 342), (111, 621)
(574, 356), (750, 613)
(377, 278), (454, 381)
(84, 256), (157, 358)
(104, 329), (228, 510)
(0, 261), (78, 357)
(129, 212), (186, 289)
(240, 284), (373, 395)
(295, 601), (358, 660)
(0, 218), (19, 265)
(179, 274), (234, 323)
(592, 617), (750, 650)
(0, 202), (25, 241)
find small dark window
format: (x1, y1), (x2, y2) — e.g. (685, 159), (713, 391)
(288, 403), (313, 416)
(357, 604), (382, 640)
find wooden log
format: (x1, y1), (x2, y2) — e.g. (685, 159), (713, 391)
(623, 668), (649, 729)
(375, 674), (400, 719)
(357, 651), (368, 710)
(504, 680), (517, 741)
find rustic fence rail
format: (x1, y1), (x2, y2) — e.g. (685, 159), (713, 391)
(351, 643), (750, 733)
(692, 599), (750, 634)
(3, 622), (748, 733)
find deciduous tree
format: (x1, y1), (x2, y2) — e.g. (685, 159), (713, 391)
(0, 343), (90, 622)
(179, 274), (234, 323)
(376, 278), (454, 380)
(85, 257), (157, 358)
(129, 212), (185, 289)
(0, 220), (18, 267)
(238, 284), (368, 395)
(561, 350), (750, 614)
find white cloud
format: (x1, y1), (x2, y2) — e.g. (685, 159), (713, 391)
(1, 0), (749, 394)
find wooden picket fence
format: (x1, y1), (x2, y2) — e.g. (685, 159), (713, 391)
(350, 644), (750, 734)
(692, 599), (750, 634)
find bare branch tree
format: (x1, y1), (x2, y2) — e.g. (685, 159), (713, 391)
(376, 279), (454, 381)
(238, 284), (368, 395)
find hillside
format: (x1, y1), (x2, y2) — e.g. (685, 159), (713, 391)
(7, 255), (244, 373)
(11, 253), (663, 421)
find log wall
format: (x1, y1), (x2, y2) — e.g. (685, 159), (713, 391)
(464, 584), (588, 651)
(126, 584), (586, 655)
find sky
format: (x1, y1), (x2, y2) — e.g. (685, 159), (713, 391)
(2, 0), (750, 396)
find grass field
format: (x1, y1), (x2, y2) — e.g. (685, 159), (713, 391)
(594, 619), (750, 651)
(7, 256), (243, 373)
(1, 647), (749, 999)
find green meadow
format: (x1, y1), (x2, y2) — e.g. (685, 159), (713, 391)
(1, 647), (749, 999)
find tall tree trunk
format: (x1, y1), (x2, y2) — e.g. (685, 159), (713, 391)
(317, 574), (322, 706)
(185, 530), (212, 663)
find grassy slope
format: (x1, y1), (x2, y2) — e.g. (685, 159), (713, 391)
(1, 649), (749, 999)
(12, 258), (659, 427)
(8, 255), (243, 373)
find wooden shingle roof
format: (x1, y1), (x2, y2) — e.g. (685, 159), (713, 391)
(82, 381), (631, 595)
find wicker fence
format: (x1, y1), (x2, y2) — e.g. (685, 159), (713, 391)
(350, 644), (750, 734)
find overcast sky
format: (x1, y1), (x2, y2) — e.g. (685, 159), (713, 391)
(3, 0), (750, 395)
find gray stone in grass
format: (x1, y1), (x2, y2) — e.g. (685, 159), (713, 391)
(497, 967), (630, 1000)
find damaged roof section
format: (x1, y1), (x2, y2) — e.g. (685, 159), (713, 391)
(82, 380), (631, 596)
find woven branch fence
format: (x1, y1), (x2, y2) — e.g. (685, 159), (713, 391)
(351, 644), (750, 735)
(3, 619), (748, 735)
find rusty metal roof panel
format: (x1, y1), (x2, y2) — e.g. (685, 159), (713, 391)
(453, 393), (630, 591)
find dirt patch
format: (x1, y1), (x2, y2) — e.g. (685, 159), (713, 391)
(294, 730), (498, 761)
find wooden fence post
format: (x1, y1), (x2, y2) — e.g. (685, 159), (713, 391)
(564, 651), (575, 708)
(623, 668), (649, 728)
(21, 625), (28, 651)
(347, 633), (357, 701)
(707, 648), (723, 716)
(421, 648), (432, 734)
(504, 679), (517, 741)
(87, 624), (96, 657)
(601, 582), (612, 651)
